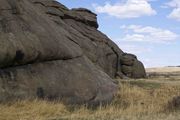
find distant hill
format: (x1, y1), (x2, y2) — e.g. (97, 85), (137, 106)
(146, 67), (180, 73)
(167, 66), (180, 67)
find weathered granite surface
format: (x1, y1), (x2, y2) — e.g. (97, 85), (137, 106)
(0, 0), (146, 105)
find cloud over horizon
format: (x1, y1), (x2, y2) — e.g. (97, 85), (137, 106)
(120, 25), (178, 43)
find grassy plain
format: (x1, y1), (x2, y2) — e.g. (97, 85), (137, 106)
(0, 67), (180, 120)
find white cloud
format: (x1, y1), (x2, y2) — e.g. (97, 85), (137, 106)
(168, 8), (180, 21)
(165, 0), (180, 8)
(120, 25), (178, 42)
(93, 0), (156, 19)
(165, 0), (180, 21)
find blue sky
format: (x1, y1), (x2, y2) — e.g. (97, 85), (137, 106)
(58, 0), (180, 68)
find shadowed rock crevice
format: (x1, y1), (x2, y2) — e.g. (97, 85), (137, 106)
(0, 0), (146, 105)
(36, 87), (44, 99)
(15, 50), (25, 62)
(7, 0), (21, 14)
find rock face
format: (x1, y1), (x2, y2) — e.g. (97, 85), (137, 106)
(121, 53), (146, 78)
(0, 0), (146, 105)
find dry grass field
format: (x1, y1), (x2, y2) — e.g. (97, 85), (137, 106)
(146, 67), (180, 73)
(0, 67), (180, 120)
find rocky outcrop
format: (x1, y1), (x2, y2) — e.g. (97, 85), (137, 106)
(0, 0), (146, 105)
(121, 53), (146, 78)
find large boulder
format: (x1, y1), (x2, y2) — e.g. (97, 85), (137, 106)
(0, 0), (146, 105)
(132, 60), (146, 78)
(0, 56), (117, 105)
(121, 53), (146, 78)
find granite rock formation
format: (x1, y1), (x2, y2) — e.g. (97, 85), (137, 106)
(0, 0), (146, 105)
